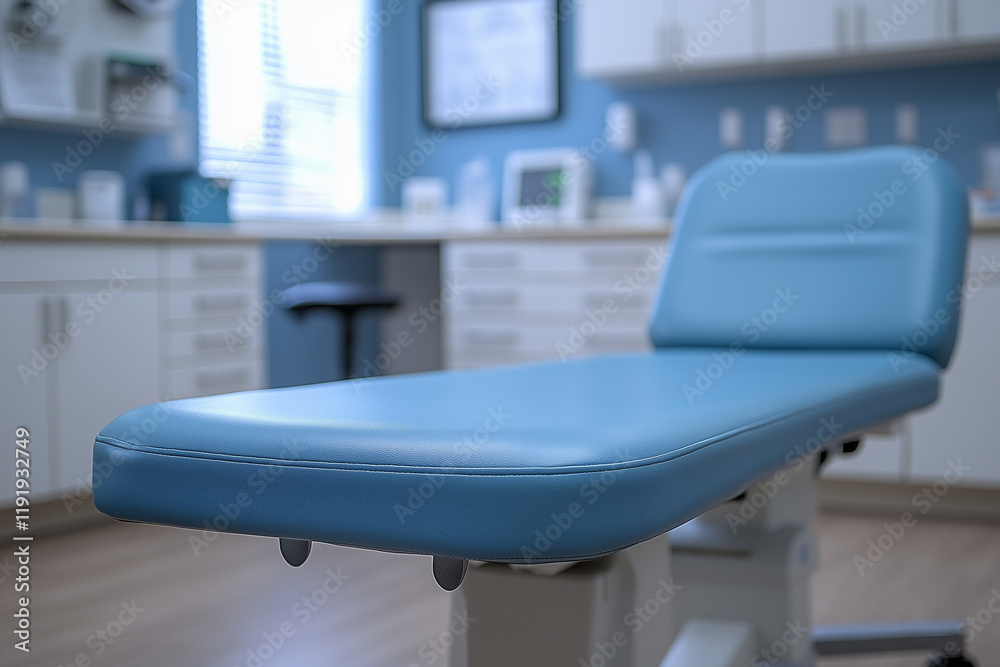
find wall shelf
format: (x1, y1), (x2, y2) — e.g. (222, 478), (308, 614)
(0, 0), (178, 135)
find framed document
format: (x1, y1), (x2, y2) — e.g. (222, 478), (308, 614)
(422, 0), (560, 129)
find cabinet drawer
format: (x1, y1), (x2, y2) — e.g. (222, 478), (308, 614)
(166, 243), (261, 280)
(452, 284), (656, 313)
(446, 346), (557, 369)
(966, 235), (1000, 279)
(166, 328), (262, 358)
(0, 242), (158, 283)
(445, 244), (526, 271)
(444, 240), (668, 274)
(447, 324), (649, 354)
(168, 289), (256, 321)
(446, 307), (649, 329)
(581, 330), (651, 352)
(167, 362), (264, 400)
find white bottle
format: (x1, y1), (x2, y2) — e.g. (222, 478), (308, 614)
(660, 163), (688, 218)
(455, 156), (494, 228)
(0, 161), (30, 219)
(77, 171), (126, 225)
(631, 149), (664, 222)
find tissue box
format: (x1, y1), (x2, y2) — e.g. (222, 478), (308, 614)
(147, 171), (230, 224)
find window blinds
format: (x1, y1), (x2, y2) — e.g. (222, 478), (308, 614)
(198, 0), (367, 220)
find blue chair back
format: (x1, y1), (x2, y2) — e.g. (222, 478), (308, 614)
(650, 147), (969, 368)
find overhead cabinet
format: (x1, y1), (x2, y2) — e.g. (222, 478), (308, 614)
(668, 0), (759, 70)
(576, 0), (669, 77)
(576, 0), (759, 77)
(951, 0), (1000, 43)
(763, 0), (849, 61)
(577, 0), (1000, 81)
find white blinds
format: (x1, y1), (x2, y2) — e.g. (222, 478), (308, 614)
(198, 0), (367, 220)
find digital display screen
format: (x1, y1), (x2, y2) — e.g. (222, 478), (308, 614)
(519, 169), (566, 207)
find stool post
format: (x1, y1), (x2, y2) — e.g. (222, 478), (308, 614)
(341, 309), (355, 379)
(278, 283), (400, 382)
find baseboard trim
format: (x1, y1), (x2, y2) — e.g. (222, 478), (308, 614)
(819, 479), (1000, 522)
(0, 495), (112, 541)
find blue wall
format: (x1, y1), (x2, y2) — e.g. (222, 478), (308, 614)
(0, 0), (200, 215)
(6, 2), (997, 387)
(5, 2), (998, 214)
(377, 0), (1000, 209)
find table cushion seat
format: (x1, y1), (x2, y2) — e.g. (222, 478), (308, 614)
(93, 348), (938, 563)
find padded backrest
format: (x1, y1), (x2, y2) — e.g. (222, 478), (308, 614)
(650, 147), (969, 368)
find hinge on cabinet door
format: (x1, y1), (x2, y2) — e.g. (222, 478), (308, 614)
(41, 296), (70, 350)
(855, 3), (867, 52)
(665, 23), (680, 71)
(948, 0), (959, 39)
(835, 6), (849, 52)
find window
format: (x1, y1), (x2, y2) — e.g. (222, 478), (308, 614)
(198, 0), (368, 220)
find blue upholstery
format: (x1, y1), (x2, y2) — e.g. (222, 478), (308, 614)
(95, 350), (938, 562)
(651, 148), (968, 367)
(93, 147), (969, 564)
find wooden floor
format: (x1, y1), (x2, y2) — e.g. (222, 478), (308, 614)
(2, 512), (997, 667)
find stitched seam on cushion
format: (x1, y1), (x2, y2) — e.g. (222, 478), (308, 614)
(94, 369), (935, 476)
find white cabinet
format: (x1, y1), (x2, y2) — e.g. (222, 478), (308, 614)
(55, 292), (161, 494)
(442, 239), (666, 370)
(908, 236), (1000, 488)
(0, 239), (266, 508)
(576, 0), (759, 77)
(0, 296), (55, 503)
(824, 235), (1000, 490)
(161, 243), (266, 399)
(577, 0), (1000, 80)
(857, 0), (943, 52)
(576, 0), (667, 78)
(764, 0), (850, 61)
(667, 0), (758, 70)
(951, 0), (1000, 43)
(823, 424), (909, 482)
(0, 242), (160, 504)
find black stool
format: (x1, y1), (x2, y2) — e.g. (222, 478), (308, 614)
(280, 282), (400, 379)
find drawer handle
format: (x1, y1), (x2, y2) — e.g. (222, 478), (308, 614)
(584, 250), (648, 268)
(194, 294), (249, 312)
(585, 333), (644, 349)
(584, 292), (649, 310)
(194, 333), (235, 351)
(463, 291), (519, 306)
(196, 367), (250, 387)
(193, 255), (248, 272)
(462, 253), (521, 269)
(463, 330), (518, 346)
(583, 293), (617, 309)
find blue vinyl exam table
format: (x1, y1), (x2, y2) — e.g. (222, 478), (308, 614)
(93, 147), (974, 667)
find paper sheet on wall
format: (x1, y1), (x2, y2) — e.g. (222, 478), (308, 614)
(425, 0), (557, 127)
(0, 40), (76, 119)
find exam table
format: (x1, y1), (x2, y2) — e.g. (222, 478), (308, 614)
(93, 147), (974, 666)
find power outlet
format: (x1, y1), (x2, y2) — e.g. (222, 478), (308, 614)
(895, 104), (919, 144)
(765, 106), (788, 152)
(719, 107), (744, 149)
(824, 106), (868, 148)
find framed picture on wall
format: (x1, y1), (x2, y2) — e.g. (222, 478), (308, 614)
(421, 0), (560, 129)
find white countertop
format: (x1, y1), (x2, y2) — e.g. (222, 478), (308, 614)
(0, 216), (674, 244)
(1, 213), (997, 243)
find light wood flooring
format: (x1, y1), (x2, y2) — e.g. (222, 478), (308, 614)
(1, 512), (997, 667)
